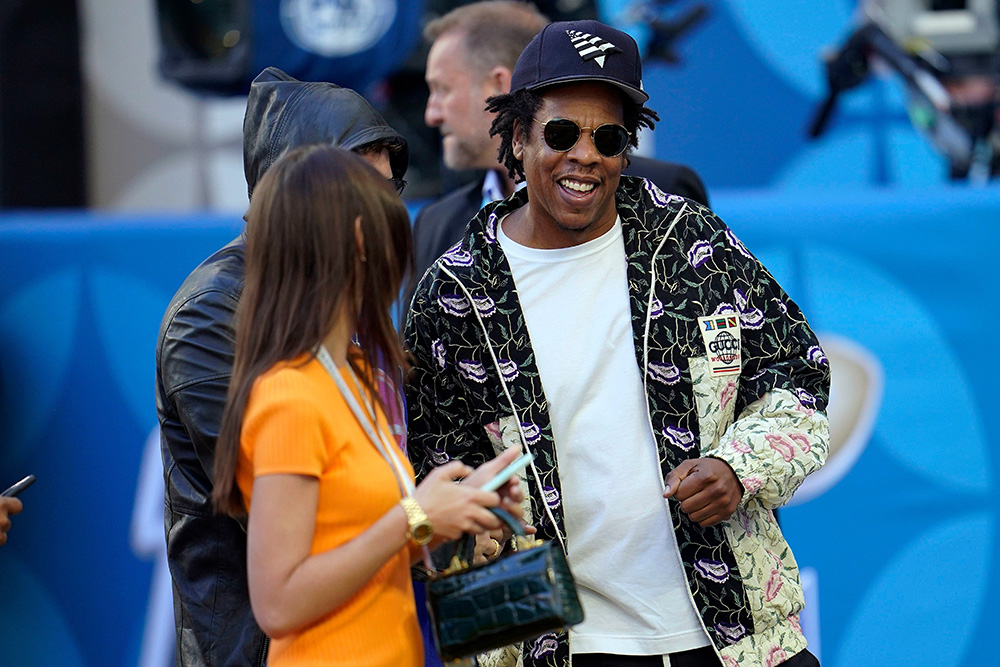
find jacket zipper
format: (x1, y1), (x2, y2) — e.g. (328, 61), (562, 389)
(256, 635), (269, 666)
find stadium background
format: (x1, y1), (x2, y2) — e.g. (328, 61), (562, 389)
(0, 1), (997, 666)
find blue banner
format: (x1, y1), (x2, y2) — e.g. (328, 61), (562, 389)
(1, 185), (998, 666)
(252, 0), (424, 92)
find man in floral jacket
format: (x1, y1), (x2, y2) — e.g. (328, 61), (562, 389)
(405, 19), (830, 667)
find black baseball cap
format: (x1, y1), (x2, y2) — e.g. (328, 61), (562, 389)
(510, 20), (648, 104)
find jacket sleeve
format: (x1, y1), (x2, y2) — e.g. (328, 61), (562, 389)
(404, 275), (495, 482)
(158, 289), (239, 481)
(699, 220), (831, 510)
(710, 389), (829, 511)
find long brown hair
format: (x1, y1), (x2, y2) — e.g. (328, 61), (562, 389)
(213, 144), (413, 516)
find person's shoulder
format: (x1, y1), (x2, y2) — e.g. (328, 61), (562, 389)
(156, 237), (246, 383)
(618, 174), (724, 240)
(413, 178), (483, 224)
(251, 355), (328, 404)
(412, 242), (461, 298)
(408, 233), (487, 327)
(163, 237), (245, 321)
(624, 155), (708, 207)
(242, 359), (336, 440)
(159, 237), (242, 334)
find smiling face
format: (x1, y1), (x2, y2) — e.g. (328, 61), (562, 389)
(425, 31), (503, 171)
(511, 82), (627, 249)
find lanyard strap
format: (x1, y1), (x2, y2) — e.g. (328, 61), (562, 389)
(316, 345), (434, 569)
(315, 345), (415, 498)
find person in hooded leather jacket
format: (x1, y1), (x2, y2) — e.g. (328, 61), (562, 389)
(155, 67), (409, 667)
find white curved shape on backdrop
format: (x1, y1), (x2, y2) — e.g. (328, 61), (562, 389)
(786, 333), (883, 507)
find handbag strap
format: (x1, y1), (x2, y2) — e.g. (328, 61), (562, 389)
(316, 345), (414, 496)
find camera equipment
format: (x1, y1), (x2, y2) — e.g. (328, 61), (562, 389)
(627, 0), (710, 64)
(810, 0), (1000, 180)
(155, 0), (423, 96)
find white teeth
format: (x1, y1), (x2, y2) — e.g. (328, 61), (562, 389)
(561, 179), (595, 193)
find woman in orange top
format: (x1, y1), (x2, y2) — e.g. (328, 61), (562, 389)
(212, 144), (524, 666)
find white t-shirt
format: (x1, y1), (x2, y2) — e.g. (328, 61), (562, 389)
(498, 216), (710, 658)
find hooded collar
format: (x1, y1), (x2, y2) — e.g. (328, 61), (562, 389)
(242, 67), (408, 199)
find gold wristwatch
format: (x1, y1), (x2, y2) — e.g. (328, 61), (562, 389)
(400, 497), (434, 546)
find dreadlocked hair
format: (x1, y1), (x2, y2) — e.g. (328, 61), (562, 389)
(487, 89), (541, 182)
(487, 87), (661, 181)
(624, 100), (660, 143)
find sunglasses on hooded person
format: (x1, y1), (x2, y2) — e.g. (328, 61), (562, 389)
(533, 118), (631, 159)
(389, 176), (407, 195)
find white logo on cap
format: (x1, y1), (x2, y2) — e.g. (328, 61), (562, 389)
(566, 30), (622, 68)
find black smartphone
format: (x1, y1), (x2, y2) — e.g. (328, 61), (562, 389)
(1, 474), (35, 497)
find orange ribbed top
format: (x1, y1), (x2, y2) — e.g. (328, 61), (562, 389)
(236, 354), (422, 667)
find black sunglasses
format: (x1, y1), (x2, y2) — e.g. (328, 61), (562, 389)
(533, 118), (631, 158)
(389, 176), (407, 195)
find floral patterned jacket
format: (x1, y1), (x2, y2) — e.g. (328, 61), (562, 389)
(404, 176), (831, 667)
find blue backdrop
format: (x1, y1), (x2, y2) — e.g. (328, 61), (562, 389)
(1, 184), (997, 666)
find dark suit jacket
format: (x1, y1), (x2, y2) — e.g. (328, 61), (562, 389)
(409, 157), (708, 300)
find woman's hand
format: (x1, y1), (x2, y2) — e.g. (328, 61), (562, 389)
(415, 448), (532, 548)
(463, 449), (537, 563)
(415, 461), (503, 545)
(0, 496), (23, 546)
(461, 448), (527, 522)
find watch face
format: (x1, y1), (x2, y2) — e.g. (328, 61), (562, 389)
(412, 522), (434, 546)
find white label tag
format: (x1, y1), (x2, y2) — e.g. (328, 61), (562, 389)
(698, 314), (741, 377)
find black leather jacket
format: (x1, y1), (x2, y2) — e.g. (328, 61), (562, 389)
(155, 67), (408, 666)
(156, 237), (268, 666)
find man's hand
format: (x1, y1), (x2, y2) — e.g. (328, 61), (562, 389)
(663, 458), (742, 527)
(472, 528), (507, 565)
(471, 522), (538, 564)
(0, 496), (24, 546)
(462, 449), (538, 562)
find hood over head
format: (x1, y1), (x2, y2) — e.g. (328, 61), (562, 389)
(243, 67), (408, 199)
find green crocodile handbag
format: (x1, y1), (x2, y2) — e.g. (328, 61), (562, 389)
(426, 508), (584, 663)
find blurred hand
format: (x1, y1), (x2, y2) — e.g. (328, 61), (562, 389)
(472, 528), (506, 565)
(415, 461), (502, 546)
(462, 448), (527, 523)
(0, 496), (24, 546)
